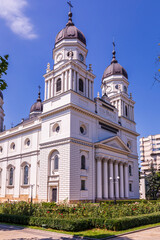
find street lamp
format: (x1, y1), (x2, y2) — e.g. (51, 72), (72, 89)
(30, 184), (35, 203)
(109, 176), (120, 204)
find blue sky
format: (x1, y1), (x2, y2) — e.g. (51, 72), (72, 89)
(0, 0), (160, 149)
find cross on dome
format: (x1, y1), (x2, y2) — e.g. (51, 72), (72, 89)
(67, 1), (73, 12)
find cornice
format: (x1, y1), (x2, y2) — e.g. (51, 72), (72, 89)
(44, 60), (95, 80)
(39, 137), (93, 149)
(0, 150), (40, 161)
(0, 123), (41, 141)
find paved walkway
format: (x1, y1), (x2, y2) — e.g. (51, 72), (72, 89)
(0, 224), (159, 240)
(110, 226), (160, 240)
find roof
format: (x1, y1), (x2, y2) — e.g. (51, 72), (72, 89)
(55, 12), (86, 45)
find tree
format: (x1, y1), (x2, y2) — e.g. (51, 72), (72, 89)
(145, 163), (160, 200)
(0, 55), (9, 90)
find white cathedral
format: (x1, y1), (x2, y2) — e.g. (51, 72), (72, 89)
(0, 9), (139, 203)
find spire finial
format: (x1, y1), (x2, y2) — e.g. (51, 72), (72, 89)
(111, 39), (118, 64)
(66, 1), (74, 26)
(67, 1), (73, 12)
(37, 85), (41, 102)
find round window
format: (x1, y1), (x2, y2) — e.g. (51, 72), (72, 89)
(80, 125), (86, 135)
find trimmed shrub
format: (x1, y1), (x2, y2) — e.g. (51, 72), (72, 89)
(0, 212), (160, 231)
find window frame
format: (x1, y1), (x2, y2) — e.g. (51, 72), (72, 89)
(50, 151), (60, 175)
(56, 78), (61, 92)
(81, 180), (85, 190)
(79, 79), (84, 92)
(7, 165), (15, 187)
(129, 165), (132, 176)
(81, 155), (86, 170)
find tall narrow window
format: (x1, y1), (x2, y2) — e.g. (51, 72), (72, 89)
(81, 180), (85, 190)
(125, 106), (128, 117)
(24, 165), (29, 185)
(9, 168), (14, 186)
(56, 78), (61, 92)
(81, 155), (85, 169)
(129, 165), (132, 176)
(129, 183), (132, 192)
(54, 155), (59, 170)
(79, 79), (84, 92)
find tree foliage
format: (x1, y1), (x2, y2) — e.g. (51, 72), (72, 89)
(145, 163), (160, 200)
(0, 55), (9, 90)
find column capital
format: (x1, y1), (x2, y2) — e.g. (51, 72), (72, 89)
(103, 157), (109, 162)
(96, 156), (103, 162)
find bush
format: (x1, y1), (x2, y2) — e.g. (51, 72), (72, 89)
(0, 212), (160, 231)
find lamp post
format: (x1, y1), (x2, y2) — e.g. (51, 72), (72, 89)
(30, 184), (35, 203)
(109, 176), (120, 204)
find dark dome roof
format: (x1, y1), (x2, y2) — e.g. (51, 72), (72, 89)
(102, 49), (128, 80)
(30, 92), (43, 114)
(55, 12), (86, 45)
(0, 90), (3, 100)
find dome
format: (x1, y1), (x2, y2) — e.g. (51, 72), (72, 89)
(102, 49), (128, 80)
(30, 91), (43, 114)
(55, 12), (86, 45)
(0, 90), (3, 100)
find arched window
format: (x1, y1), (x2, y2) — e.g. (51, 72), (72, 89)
(50, 151), (59, 175)
(79, 79), (84, 92)
(125, 106), (128, 117)
(24, 165), (29, 185)
(129, 165), (132, 176)
(81, 155), (85, 169)
(54, 155), (59, 170)
(9, 167), (14, 186)
(56, 78), (61, 92)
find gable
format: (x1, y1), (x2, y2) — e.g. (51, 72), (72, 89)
(95, 136), (130, 153)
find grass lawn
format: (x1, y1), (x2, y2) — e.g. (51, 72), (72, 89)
(1, 222), (160, 239)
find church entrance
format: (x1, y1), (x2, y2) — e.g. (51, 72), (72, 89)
(52, 188), (57, 202)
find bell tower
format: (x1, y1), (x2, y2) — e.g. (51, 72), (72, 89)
(101, 43), (135, 124)
(44, 4), (95, 101)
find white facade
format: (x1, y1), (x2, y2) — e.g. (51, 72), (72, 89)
(140, 134), (160, 199)
(0, 10), (139, 203)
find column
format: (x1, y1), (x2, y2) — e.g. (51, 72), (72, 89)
(69, 69), (72, 90)
(89, 80), (91, 99)
(50, 79), (53, 98)
(119, 100), (122, 115)
(97, 157), (102, 199)
(109, 160), (114, 198)
(119, 163), (124, 198)
(92, 82), (94, 100)
(73, 71), (76, 91)
(45, 82), (47, 100)
(47, 80), (50, 99)
(62, 72), (65, 92)
(86, 78), (88, 98)
(124, 164), (129, 198)
(77, 72), (79, 92)
(103, 159), (108, 199)
(114, 162), (119, 198)
(65, 71), (67, 91)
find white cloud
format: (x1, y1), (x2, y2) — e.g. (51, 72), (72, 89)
(0, 0), (37, 39)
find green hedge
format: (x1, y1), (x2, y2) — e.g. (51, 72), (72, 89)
(0, 212), (160, 231)
(99, 199), (160, 205)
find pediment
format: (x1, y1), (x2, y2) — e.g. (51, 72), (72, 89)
(96, 136), (130, 153)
